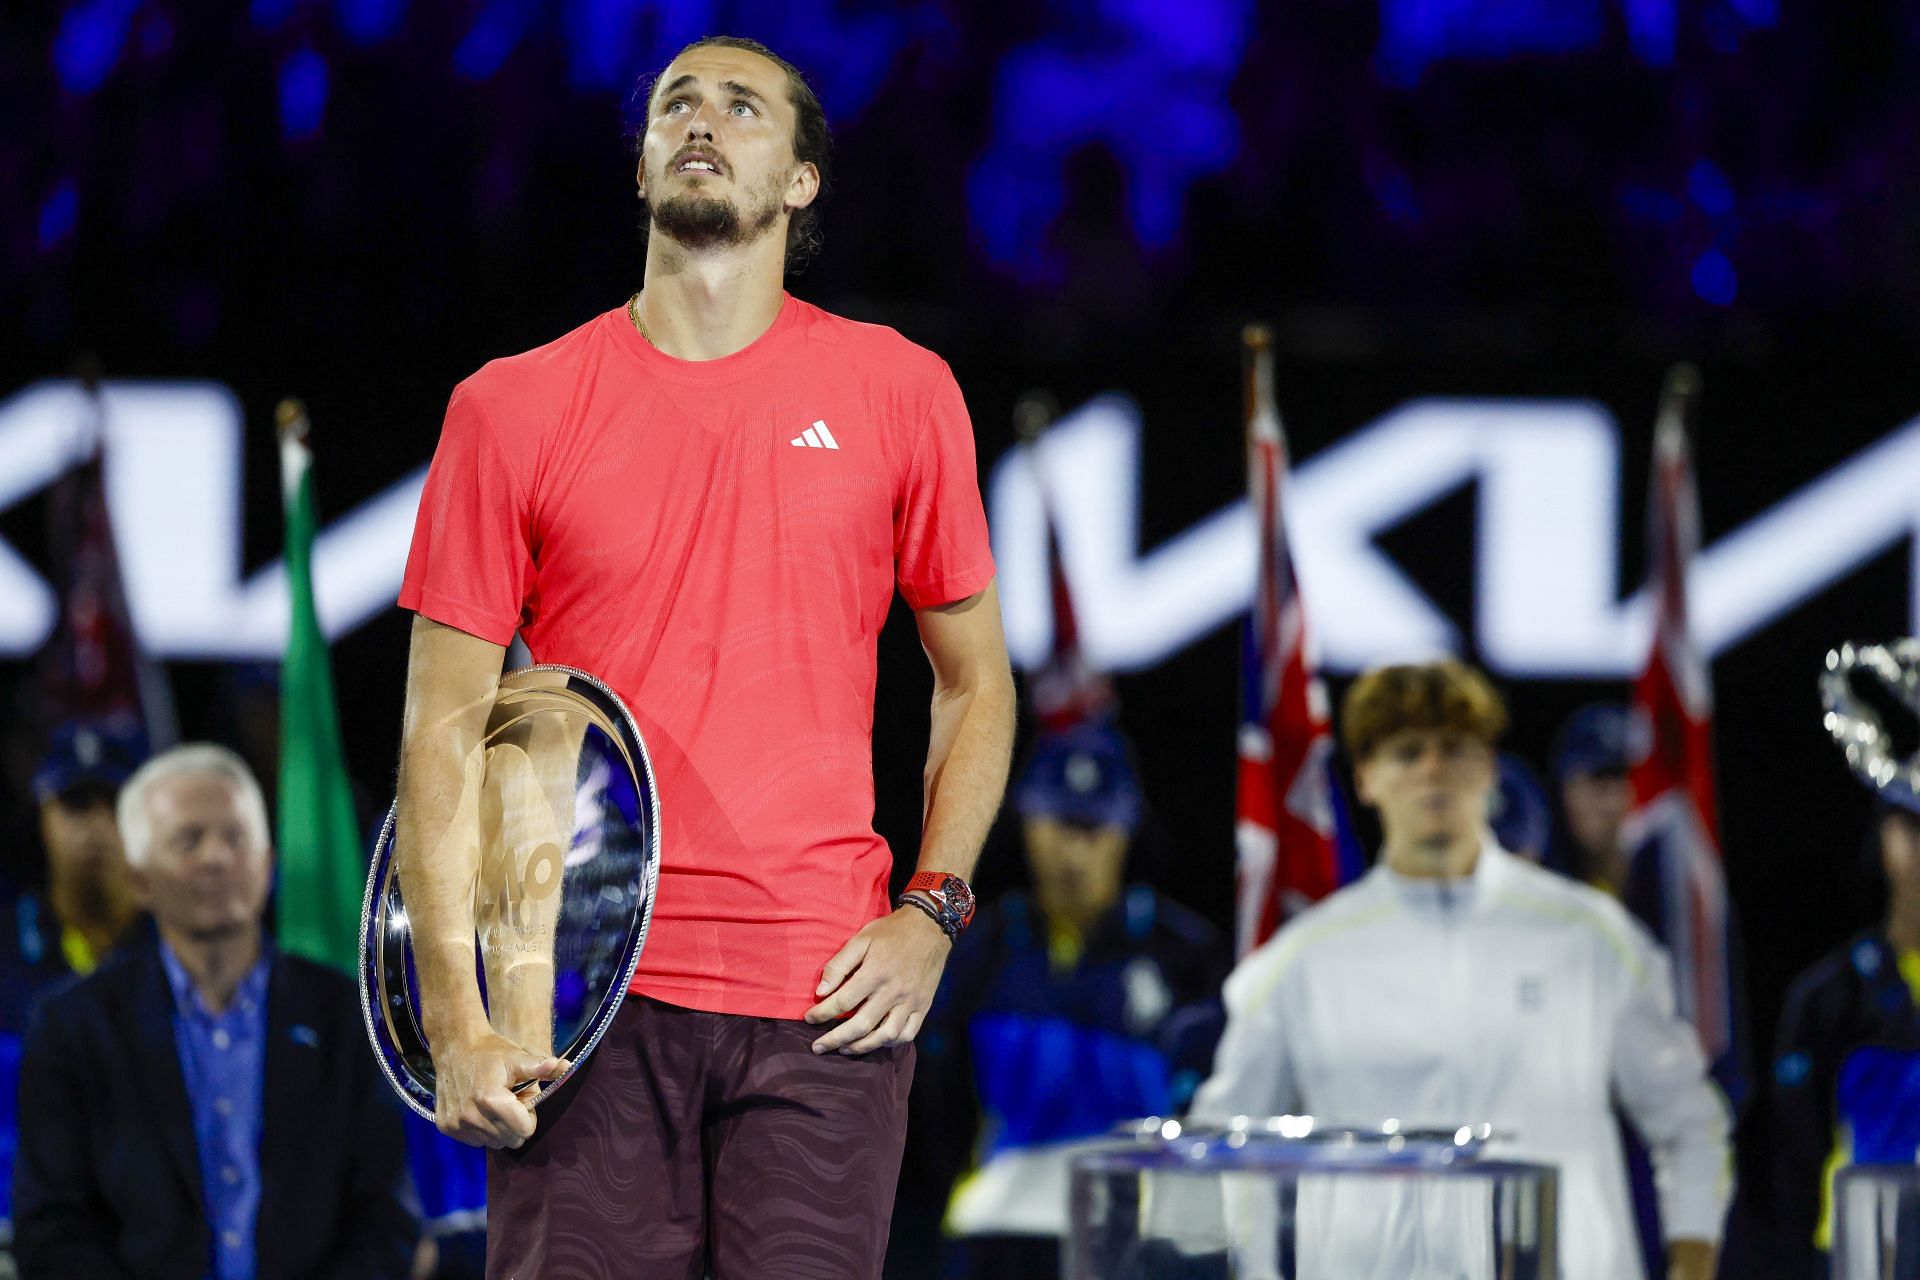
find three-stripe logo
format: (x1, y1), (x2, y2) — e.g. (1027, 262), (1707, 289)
(790, 419), (840, 450)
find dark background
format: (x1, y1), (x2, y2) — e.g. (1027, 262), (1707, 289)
(6, 0), (1919, 1183)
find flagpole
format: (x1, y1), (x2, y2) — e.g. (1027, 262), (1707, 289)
(1653, 364), (1701, 482)
(1236, 324), (1277, 955)
(275, 397), (308, 442)
(1656, 363), (1701, 433)
(276, 397), (312, 488)
(1241, 323), (1276, 455)
(1646, 364), (1708, 701)
(1240, 323), (1284, 716)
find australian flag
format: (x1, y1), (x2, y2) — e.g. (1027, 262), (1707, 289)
(1621, 367), (1746, 1100)
(1020, 395), (1117, 733)
(1234, 328), (1361, 958)
(38, 373), (176, 745)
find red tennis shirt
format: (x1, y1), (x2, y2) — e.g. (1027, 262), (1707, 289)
(399, 295), (995, 1018)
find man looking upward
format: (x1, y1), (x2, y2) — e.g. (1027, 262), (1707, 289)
(394, 34), (1015, 1280)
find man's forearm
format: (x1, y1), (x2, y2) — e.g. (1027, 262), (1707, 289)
(916, 668), (1016, 877)
(394, 678), (498, 1043)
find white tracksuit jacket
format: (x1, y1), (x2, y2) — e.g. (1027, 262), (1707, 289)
(1191, 842), (1731, 1280)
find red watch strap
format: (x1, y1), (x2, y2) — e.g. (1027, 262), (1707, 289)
(904, 871), (975, 929)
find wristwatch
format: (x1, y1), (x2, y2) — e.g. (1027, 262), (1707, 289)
(896, 871), (976, 939)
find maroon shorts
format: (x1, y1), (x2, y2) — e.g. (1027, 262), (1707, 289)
(485, 995), (915, 1280)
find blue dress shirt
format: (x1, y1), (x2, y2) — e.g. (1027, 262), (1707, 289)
(159, 941), (270, 1280)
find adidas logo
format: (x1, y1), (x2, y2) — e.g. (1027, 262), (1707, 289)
(790, 420), (840, 450)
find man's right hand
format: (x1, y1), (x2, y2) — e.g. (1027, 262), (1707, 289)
(431, 1026), (570, 1149)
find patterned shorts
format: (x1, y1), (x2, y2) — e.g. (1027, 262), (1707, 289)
(486, 995), (915, 1279)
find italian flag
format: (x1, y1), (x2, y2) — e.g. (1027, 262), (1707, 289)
(274, 400), (365, 973)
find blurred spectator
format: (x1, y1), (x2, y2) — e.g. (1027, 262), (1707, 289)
(0, 720), (148, 1266)
(13, 743), (416, 1280)
(1194, 661), (1729, 1280)
(1549, 703), (1747, 1274)
(1490, 751), (1552, 861)
(1549, 702), (1633, 891)
(1720, 785), (1920, 1280)
(1, 720), (147, 1031)
(914, 720), (1226, 1280)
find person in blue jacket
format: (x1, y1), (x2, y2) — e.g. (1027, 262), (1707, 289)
(1719, 781), (1920, 1279)
(0, 719), (150, 1255)
(0, 720), (148, 1032)
(912, 719), (1227, 1280)
(13, 742), (416, 1279)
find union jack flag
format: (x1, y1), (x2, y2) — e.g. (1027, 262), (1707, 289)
(38, 372), (176, 746)
(1235, 327), (1360, 957)
(1019, 394), (1117, 732)
(1622, 366), (1744, 1096)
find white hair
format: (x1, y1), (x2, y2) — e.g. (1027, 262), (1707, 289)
(117, 743), (272, 868)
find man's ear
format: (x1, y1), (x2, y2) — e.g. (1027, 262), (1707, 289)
(785, 161), (820, 213)
(635, 156), (648, 204)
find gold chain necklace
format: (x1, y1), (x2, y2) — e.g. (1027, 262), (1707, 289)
(626, 292), (655, 348)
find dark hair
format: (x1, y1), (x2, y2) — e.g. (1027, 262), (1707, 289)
(631, 36), (832, 273)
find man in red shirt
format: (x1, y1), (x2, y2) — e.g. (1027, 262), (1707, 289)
(392, 35), (1016, 1279)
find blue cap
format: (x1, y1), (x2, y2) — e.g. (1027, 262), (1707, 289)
(1491, 753), (1551, 859)
(1552, 703), (1629, 781)
(1012, 721), (1143, 831)
(33, 718), (149, 804)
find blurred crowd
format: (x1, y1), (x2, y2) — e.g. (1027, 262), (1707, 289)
(0, 646), (1913, 1279)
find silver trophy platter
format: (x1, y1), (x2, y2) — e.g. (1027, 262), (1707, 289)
(360, 665), (661, 1121)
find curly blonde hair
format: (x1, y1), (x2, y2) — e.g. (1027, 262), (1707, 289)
(1340, 660), (1508, 762)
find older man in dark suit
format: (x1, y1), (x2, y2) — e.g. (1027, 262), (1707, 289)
(12, 742), (417, 1280)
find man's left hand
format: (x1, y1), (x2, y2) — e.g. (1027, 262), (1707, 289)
(804, 906), (951, 1054)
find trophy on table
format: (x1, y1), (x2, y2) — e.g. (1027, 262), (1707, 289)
(359, 666), (661, 1120)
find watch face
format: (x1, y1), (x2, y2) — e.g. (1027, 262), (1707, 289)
(942, 875), (975, 918)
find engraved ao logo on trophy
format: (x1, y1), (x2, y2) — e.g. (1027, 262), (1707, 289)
(478, 841), (564, 937)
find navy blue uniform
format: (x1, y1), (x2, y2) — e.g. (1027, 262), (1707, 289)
(910, 886), (1227, 1279)
(1722, 931), (1920, 1279)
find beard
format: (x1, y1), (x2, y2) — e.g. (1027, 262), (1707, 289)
(650, 179), (782, 252)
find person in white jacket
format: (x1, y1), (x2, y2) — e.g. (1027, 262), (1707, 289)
(1192, 659), (1730, 1280)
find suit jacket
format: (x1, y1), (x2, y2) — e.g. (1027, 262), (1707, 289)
(12, 939), (418, 1280)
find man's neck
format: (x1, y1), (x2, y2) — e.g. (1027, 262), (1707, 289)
(635, 238), (787, 360)
(1383, 829), (1485, 880)
(162, 925), (263, 1014)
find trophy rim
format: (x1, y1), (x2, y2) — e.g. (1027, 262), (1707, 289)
(1821, 639), (1920, 804)
(358, 663), (664, 1123)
